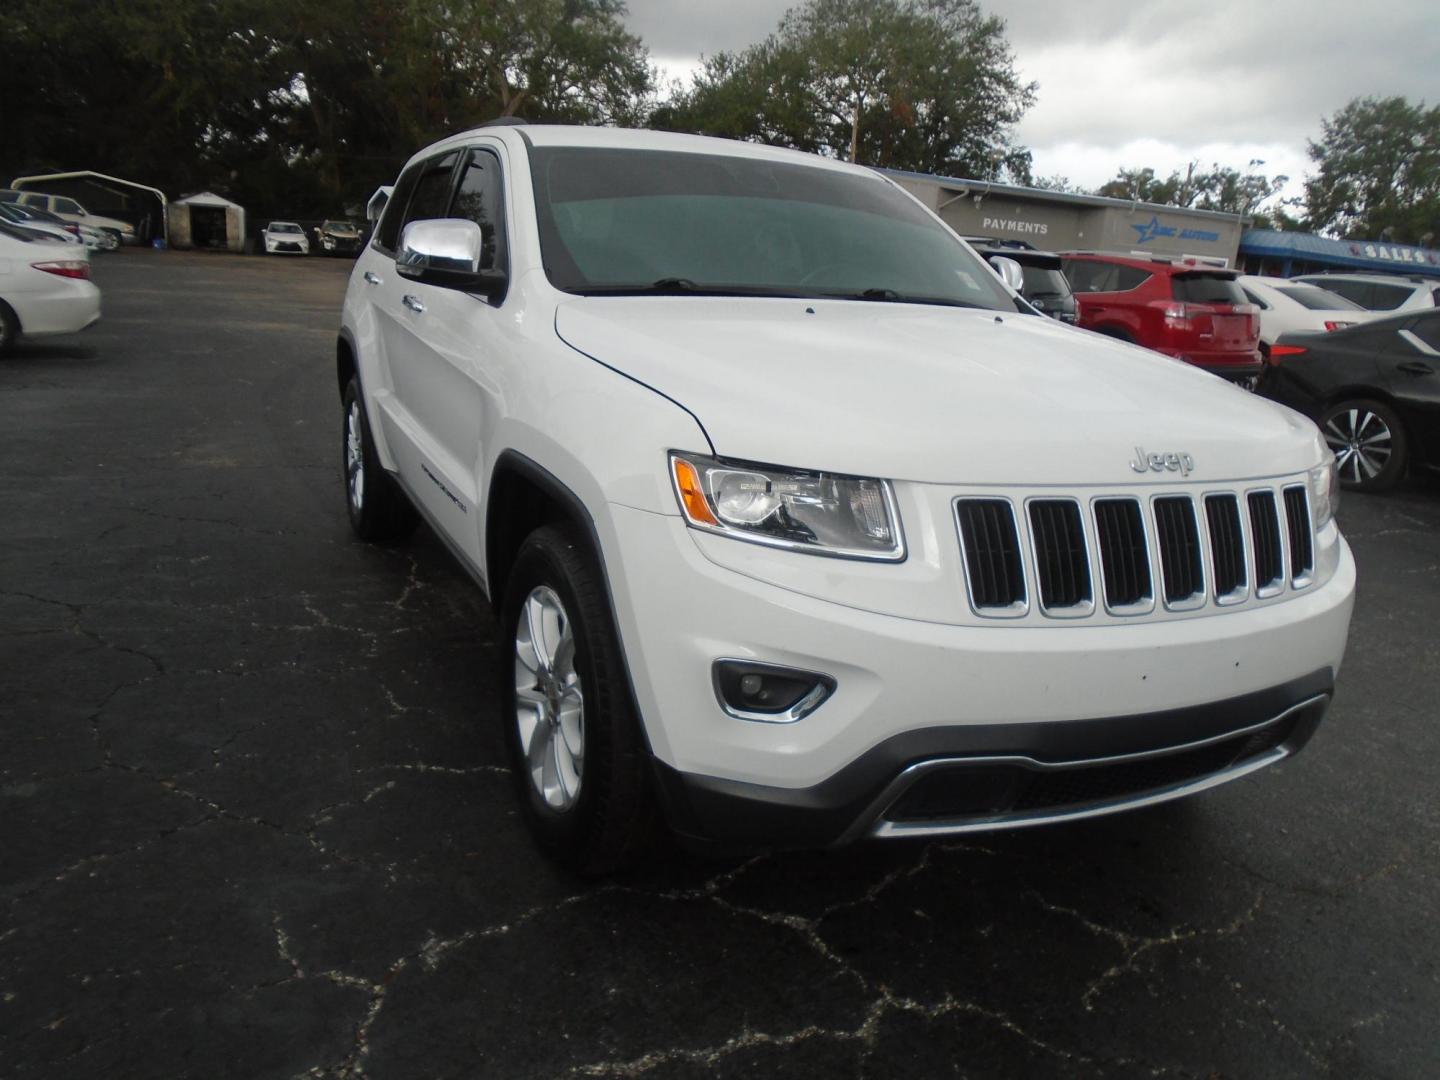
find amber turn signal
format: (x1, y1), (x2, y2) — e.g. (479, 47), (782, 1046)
(671, 455), (719, 526)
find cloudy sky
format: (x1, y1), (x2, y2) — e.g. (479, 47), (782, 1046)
(623, 0), (1440, 203)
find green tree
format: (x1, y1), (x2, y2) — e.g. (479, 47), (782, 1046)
(0, 0), (654, 217)
(1095, 160), (1288, 218)
(656, 0), (1035, 179)
(1303, 96), (1440, 243)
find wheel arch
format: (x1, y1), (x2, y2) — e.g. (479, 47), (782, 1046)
(486, 450), (606, 613)
(336, 328), (358, 400)
(486, 449), (653, 753)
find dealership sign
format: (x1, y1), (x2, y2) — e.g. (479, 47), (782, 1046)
(1132, 215), (1220, 245)
(1350, 242), (1438, 266)
(982, 216), (1048, 237)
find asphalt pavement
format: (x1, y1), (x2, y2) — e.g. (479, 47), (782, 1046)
(2, 249), (1437, 1079)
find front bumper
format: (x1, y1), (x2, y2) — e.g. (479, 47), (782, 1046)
(605, 504), (1355, 847)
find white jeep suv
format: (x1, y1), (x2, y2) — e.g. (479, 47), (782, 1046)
(336, 123), (1355, 873)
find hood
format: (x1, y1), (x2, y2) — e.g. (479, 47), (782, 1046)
(554, 297), (1321, 485)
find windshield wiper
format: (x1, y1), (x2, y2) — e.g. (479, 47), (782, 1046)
(828, 289), (989, 310)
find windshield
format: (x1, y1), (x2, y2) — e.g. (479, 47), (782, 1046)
(270, 223), (302, 234)
(1273, 284), (1364, 311)
(528, 146), (1021, 311)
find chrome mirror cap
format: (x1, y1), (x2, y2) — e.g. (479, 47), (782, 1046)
(398, 218), (484, 275)
(990, 255), (1026, 293)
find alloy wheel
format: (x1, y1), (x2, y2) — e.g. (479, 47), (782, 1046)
(514, 585), (585, 811)
(1324, 406), (1392, 484)
(345, 400), (365, 510)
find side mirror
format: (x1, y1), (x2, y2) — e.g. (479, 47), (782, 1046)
(990, 256), (1026, 293)
(397, 218), (506, 299)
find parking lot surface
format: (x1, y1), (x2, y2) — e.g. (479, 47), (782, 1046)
(2, 250), (1438, 1079)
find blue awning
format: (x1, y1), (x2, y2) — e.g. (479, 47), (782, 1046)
(1240, 229), (1440, 278)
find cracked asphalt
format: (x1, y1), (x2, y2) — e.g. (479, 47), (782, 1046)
(2, 249), (1438, 1079)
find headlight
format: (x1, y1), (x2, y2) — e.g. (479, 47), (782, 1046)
(1309, 455), (1340, 530)
(670, 452), (904, 560)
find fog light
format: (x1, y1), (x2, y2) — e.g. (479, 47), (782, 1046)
(713, 659), (836, 723)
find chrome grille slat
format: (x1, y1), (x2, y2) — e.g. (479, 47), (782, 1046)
(1153, 496), (1204, 605)
(1028, 499), (1091, 611)
(955, 500), (1025, 611)
(1282, 486), (1314, 584)
(1204, 494), (1247, 601)
(1248, 490), (1284, 595)
(1094, 498), (1151, 610)
(954, 481), (1316, 622)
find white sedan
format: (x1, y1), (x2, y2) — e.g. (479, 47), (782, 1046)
(1237, 275), (1374, 350)
(0, 223), (101, 354)
(263, 221), (310, 255)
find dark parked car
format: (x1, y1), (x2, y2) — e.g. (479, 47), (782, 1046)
(962, 237), (1077, 323)
(1260, 308), (1440, 491)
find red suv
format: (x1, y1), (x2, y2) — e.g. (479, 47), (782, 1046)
(1060, 253), (1262, 383)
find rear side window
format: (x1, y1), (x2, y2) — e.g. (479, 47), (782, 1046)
(450, 149), (505, 271)
(1305, 278), (1369, 306)
(1369, 282), (1413, 311)
(1272, 284), (1364, 311)
(1063, 260), (1152, 293)
(1172, 274), (1245, 305)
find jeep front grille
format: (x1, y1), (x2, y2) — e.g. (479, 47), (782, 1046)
(956, 481), (1314, 621)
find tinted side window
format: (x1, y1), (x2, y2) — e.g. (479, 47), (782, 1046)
(402, 151), (461, 227)
(1310, 279), (1368, 306)
(54, 198), (83, 214)
(450, 149), (505, 271)
(1369, 283), (1412, 311)
(375, 165), (423, 253)
(1409, 312), (1440, 350)
(1065, 261), (1116, 292)
(1114, 266), (1152, 291)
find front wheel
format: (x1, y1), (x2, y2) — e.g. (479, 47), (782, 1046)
(1322, 398), (1408, 492)
(501, 525), (655, 875)
(0, 301), (18, 355)
(98, 230), (120, 252)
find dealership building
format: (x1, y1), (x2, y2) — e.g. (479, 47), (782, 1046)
(883, 168), (1246, 265)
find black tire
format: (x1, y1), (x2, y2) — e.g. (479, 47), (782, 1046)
(501, 524), (655, 875)
(341, 376), (418, 541)
(0, 301), (18, 355)
(1321, 397), (1408, 493)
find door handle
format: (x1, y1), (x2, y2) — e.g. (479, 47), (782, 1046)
(1397, 360), (1434, 375)
(401, 294), (425, 314)
(363, 270), (382, 285)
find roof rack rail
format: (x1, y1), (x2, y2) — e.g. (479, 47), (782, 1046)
(481, 117), (528, 127)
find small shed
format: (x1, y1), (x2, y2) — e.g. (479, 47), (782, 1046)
(169, 192), (246, 252)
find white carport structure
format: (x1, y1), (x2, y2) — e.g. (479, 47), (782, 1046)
(168, 191), (246, 252)
(10, 170), (169, 244)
